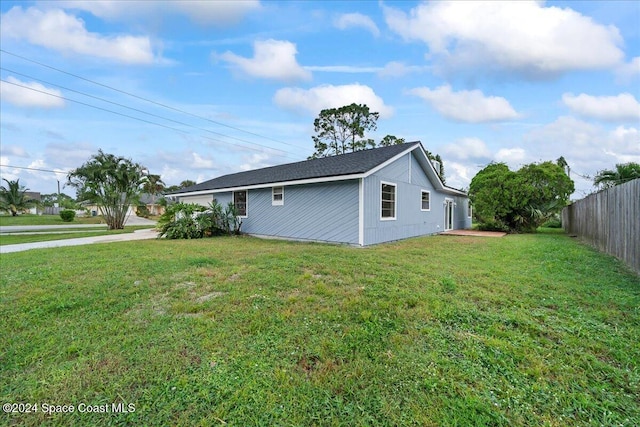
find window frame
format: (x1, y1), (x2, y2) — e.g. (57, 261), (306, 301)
(467, 201), (472, 218)
(420, 190), (431, 211)
(233, 190), (248, 218)
(272, 186), (284, 206)
(380, 181), (397, 221)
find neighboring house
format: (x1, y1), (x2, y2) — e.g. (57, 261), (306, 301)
(81, 193), (164, 217)
(25, 191), (41, 214)
(136, 193), (165, 216)
(171, 142), (471, 246)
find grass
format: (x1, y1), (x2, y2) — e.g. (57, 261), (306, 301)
(0, 226), (154, 246)
(1, 233), (638, 426)
(0, 214), (105, 226)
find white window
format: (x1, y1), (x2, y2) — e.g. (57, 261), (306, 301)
(421, 190), (430, 211)
(381, 182), (396, 220)
(272, 186), (284, 206)
(467, 202), (472, 218)
(233, 190), (247, 217)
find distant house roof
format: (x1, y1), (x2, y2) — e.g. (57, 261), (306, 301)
(25, 191), (41, 201)
(172, 142), (466, 196)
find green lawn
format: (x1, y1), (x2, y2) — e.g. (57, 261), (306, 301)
(0, 214), (105, 226)
(0, 226), (154, 246)
(1, 233), (638, 426)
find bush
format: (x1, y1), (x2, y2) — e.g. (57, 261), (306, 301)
(541, 217), (562, 228)
(59, 209), (76, 222)
(157, 201), (242, 239)
(136, 204), (150, 218)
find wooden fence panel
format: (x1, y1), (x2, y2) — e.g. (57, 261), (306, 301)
(562, 179), (640, 274)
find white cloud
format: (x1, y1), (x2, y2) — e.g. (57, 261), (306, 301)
(58, 0), (260, 26)
(408, 85), (519, 123)
(334, 13), (380, 37)
(305, 65), (381, 73)
(191, 152), (215, 169)
(441, 138), (492, 161)
(218, 39), (311, 82)
(384, 1), (624, 77)
(239, 153), (272, 171)
(378, 61), (429, 78)
(616, 57), (640, 83)
(0, 76), (65, 108)
(1, 6), (158, 64)
(607, 126), (640, 163)
(273, 83), (394, 118)
(525, 116), (639, 176)
(495, 148), (527, 165)
(562, 93), (640, 122)
(1, 145), (29, 158)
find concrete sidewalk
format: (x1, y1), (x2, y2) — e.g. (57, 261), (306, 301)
(0, 228), (160, 254)
(0, 215), (156, 234)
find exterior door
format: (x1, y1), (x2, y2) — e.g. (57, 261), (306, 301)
(444, 199), (454, 231)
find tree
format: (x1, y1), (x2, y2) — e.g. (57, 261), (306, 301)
(308, 103), (447, 182)
(594, 162), (640, 189)
(309, 103), (379, 158)
(41, 193), (77, 209)
(0, 179), (37, 216)
(469, 161), (574, 232)
(142, 173), (166, 209)
(67, 150), (148, 230)
(164, 180), (197, 193)
(379, 135), (406, 147)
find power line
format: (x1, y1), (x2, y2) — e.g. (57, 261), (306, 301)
(1, 67), (295, 156)
(1, 79), (299, 160)
(0, 49), (302, 150)
(0, 164), (69, 174)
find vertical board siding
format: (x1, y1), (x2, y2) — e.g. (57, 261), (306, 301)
(562, 179), (640, 274)
(242, 181), (359, 244)
(178, 194), (216, 206)
(180, 183), (359, 244)
(364, 152), (469, 245)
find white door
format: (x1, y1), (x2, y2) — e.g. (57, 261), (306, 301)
(444, 199), (454, 231)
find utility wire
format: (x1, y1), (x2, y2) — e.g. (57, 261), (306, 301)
(0, 164), (69, 174)
(1, 79), (299, 160)
(1, 67), (294, 156)
(1, 49), (301, 150)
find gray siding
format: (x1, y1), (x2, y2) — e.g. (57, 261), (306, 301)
(176, 150), (470, 246)
(242, 181), (359, 244)
(363, 152), (470, 245)
(179, 182), (359, 244)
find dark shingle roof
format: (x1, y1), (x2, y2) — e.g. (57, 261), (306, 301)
(174, 142), (421, 193)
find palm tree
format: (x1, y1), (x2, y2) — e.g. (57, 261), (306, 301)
(142, 174), (166, 214)
(594, 162), (640, 189)
(67, 150), (147, 229)
(0, 179), (37, 216)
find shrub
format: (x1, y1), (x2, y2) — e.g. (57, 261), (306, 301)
(59, 209), (76, 222)
(136, 204), (151, 218)
(157, 201), (242, 239)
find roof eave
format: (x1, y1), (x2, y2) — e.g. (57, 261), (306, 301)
(171, 172), (367, 197)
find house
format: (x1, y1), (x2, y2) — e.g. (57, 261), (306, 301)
(171, 142), (471, 246)
(82, 193), (164, 217)
(135, 193), (165, 216)
(25, 191), (41, 215)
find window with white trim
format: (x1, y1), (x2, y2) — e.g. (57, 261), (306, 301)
(272, 186), (284, 206)
(233, 190), (247, 217)
(421, 190), (430, 211)
(467, 201), (472, 218)
(381, 182), (396, 220)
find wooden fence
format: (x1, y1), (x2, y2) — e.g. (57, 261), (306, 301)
(562, 179), (640, 274)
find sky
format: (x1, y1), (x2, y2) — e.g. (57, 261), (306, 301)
(1, 0), (639, 199)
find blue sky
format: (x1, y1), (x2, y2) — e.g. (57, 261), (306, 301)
(1, 1), (639, 199)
